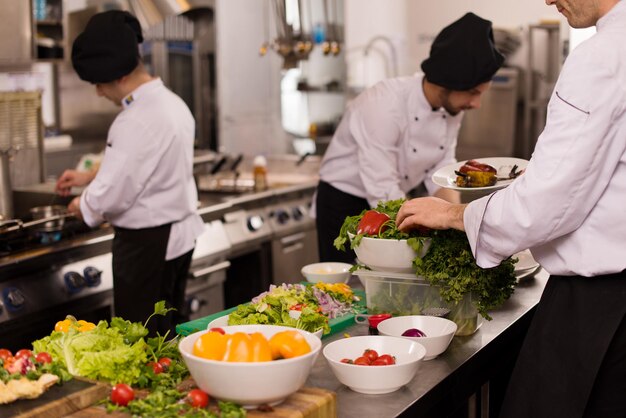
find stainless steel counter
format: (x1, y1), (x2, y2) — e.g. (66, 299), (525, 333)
(307, 270), (549, 418)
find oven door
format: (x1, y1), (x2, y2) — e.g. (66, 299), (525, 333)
(185, 260), (230, 320)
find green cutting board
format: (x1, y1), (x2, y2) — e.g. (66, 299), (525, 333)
(176, 289), (366, 338)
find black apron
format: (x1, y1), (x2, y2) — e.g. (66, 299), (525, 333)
(315, 180), (369, 264)
(499, 272), (626, 418)
(112, 223), (193, 336)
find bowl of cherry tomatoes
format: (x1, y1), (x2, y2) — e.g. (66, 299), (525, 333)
(322, 335), (426, 394)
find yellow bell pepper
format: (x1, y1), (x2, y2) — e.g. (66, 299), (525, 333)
(54, 317), (96, 333)
(269, 330), (312, 359)
(193, 330), (229, 360)
(223, 332), (254, 362)
(249, 332), (272, 362)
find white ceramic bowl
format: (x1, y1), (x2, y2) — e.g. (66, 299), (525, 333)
(179, 325), (322, 407)
(301, 262), (352, 284)
(352, 236), (430, 273)
(323, 335), (426, 394)
(376, 315), (457, 360)
(207, 315), (324, 339)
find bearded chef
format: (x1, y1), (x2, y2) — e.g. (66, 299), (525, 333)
(55, 10), (204, 336)
(314, 12), (504, 264)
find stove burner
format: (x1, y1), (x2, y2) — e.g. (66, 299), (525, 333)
(0, 218), (93, 257)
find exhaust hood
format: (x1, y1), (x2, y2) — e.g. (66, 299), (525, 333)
(127, 0), (214, 27)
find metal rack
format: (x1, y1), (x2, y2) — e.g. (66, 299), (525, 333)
(521, 23), (561, 159)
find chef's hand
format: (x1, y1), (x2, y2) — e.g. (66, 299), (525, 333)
(55, 169), (96, 196)
(396, 197), (467, 232)
(67, 197), (83, 221)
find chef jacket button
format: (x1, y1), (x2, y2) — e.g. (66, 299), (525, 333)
(424, 169), (429, 173)
(442, 114), (446, 119)
(413, 148), (417, 153)
(404, 175), (409, 180)
(439, 145), (444, 150)
(414, 116), (419, 121)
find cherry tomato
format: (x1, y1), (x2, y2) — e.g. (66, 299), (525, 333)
(148, 361), (164, 374)
(186, 388), (209, 408)
(340, 358), (353, 364)
(110, 383), (135, 406)
(157, 357), (172, 371)
(354, 356), (371, 366)
(363, 349), (378, 362)
(14, 349), (33, 360)
(208, 327), (225, 335)
(0, 349), (12, 361)
(35, 352), (53, 364)
(375, 354), (396, 365)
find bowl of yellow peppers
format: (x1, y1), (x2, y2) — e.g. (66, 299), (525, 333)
(178, 324), (322, 408)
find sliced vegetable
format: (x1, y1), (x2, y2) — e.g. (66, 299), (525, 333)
(356, 210), (391, 236)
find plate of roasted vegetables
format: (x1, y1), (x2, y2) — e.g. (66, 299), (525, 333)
(432, 157), (528, 191)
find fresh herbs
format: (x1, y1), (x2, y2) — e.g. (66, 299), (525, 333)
(413, 229), (517, 320)
(335, 199), (517, 322)
(334, 199), (430, 252)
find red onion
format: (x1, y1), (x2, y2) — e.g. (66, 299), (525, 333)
(401, 328), (426, 337)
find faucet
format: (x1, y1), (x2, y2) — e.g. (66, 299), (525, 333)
(363, 35), (399, 78)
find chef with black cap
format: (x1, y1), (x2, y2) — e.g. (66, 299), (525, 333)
(315, 12), (504, 263)
(55, 10), (204, 336)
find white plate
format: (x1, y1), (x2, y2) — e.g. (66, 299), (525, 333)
(513, 249), (541, 282)
(432, 157), (529, 192)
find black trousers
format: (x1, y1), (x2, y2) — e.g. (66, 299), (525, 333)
(112, 224), (193, 337)
(315, 180), (369, 264)
(499, 272), (626, 418)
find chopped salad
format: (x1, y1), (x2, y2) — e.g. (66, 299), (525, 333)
(227, 283), (360, 334)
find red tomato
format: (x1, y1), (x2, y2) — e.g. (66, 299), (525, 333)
(110, 383), (135, 406)
(208, 327), (225, 335)
(148, 361), (164, 374)
(354, 356), (371, 366)
(356, 210), (391, 236)
(186, 389), (209, 408)
(35, 352), (52, 364)
(340, 358), (353, 364)
(0, 349), (12, 361)
(14, 349), (33, 360)
(375, 354), (396, 365)
(363, 349), (378, 362)
(157, 357), (172, 371)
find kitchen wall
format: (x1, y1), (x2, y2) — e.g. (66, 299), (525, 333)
(344, 0), (565, 88)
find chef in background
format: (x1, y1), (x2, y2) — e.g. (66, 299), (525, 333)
(315, 12), (504, 263)
(396, 0), (626, 416)
(55, 10), (204, 336)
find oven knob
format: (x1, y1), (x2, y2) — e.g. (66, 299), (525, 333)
(64, 272), (86, 294)
(83, 267), (102, 287)
(2, 287), (25, 311)
(275, 209), (290, 225)
(292, 206), (304, 221)
(247, 214), (264, 232)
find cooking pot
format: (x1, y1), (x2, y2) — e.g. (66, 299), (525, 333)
(29, 205), (72, 232)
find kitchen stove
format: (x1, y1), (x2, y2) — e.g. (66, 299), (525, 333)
(0, 221), (114, 352)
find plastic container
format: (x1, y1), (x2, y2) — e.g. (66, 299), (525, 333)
(253, 155), (268, 192)
(355, 270), (483, 336)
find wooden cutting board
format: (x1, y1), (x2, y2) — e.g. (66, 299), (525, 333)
(0, 377), (110, 418)
(69, 386), (336, 418)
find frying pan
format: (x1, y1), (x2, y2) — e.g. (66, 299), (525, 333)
(0, 205), (75, 235)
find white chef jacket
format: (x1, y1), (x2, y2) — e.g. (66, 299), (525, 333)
(319, 73), (462, 207)
(80, 78), (204, 260)
(464, 0), (626, 276)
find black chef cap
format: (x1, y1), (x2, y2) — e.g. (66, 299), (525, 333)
(421, 12), (504, 91)
(72, 10), (144, 84)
